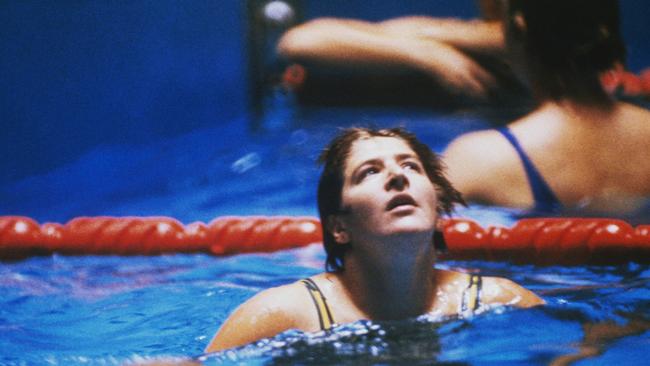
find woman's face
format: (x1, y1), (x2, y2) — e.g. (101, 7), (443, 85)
(335, 136), (439, 243)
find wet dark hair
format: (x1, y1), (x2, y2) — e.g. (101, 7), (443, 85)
(317, 127), (465, 272)
(507, 0), (625, 104)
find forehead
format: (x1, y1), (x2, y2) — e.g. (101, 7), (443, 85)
(345, 136), (417, 168)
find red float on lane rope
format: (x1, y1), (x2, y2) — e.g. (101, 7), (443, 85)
(1, 215), (649, 264)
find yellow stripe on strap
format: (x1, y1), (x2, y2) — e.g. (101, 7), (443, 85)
(301, 278), (334, 330)
(467, 274), (481, 311)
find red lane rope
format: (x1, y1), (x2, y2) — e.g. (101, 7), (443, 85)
(0, 216), (321, 259)
(600, 67), (650, 99)
(1, 216), (649, 264)
(440, 218), (650, 265)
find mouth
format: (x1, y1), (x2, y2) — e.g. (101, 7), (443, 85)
(386, 194), (417, 211)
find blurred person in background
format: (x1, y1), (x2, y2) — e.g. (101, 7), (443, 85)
(443, 0), (650, 214)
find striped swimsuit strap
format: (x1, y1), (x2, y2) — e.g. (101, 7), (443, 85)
(300, 278), (335, 331)
(461, 274), (483, 314)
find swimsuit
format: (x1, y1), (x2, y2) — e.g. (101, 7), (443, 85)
(461, 274), (483, 315)
(497, 127), (562, 212)
(301, 278), (335, 331)
(301, 274), (484, 330)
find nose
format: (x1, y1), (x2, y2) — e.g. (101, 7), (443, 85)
(385, 166), (409, 191)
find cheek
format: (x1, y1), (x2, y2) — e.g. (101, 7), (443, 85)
(342, 189), (377, 215)
(426, 197), (439, 219)
(341, 188), (385, 228)
(419, 182), (440, 216)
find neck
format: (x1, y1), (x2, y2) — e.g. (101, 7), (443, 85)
(541, 98), (615, 117)
(341, 233), (436, 320)
(522, 100), (617, 128)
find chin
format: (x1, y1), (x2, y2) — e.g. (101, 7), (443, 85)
(383, 216), (435, 236)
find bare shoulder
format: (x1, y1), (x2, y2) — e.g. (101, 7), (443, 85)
(620, 102), (650, 132)
(442, 129), (514, 199)
(481, 275), (545, 308)
(205, 281), (310, 352)
(443, 129), (513, 165)
(444, 129), (517, 176)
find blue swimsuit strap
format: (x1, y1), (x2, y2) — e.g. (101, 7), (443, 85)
(497, 127), (561, 212)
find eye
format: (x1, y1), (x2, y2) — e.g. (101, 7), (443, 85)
(402, 161), (422, 172)
(358, 167), (379, 181)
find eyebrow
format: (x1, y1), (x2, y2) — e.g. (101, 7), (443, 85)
(395, 153), (419, 162)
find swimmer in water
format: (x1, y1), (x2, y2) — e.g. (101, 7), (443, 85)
(205, 127), (543, 352)
(443, 0), (650, 214)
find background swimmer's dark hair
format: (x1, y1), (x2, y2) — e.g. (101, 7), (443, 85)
(317, 127), (465, 272)
(507, 0), (625, 105)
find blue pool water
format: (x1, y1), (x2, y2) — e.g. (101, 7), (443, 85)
(2, 248), (649, 365)
(2, 0), (650, 364)
(2, 113), (650, 365)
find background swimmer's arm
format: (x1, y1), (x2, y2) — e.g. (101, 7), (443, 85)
(278, 18), (407, 66)
(483, 276), (545, 308)
(379, 17), (504, 55)
(278, 18), (496, 98)
(204, 286), (298, 352)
